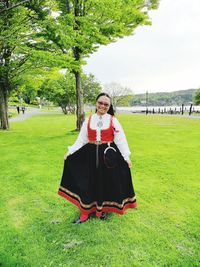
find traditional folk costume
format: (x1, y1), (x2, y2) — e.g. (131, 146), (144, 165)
(58, 113), (137, 217)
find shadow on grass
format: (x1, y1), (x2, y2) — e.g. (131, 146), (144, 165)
(65, 129), (79, 136)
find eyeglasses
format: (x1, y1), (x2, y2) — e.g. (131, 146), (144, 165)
(97, 101), (110, 108)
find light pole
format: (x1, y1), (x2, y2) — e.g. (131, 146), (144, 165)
(146, 91), (148, 115)
(189, 102), (193, 116)
(181, 103), (184, 115)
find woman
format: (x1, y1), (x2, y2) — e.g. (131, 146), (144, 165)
(58, 93), (137, 224)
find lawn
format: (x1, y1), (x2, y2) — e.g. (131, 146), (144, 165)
(0, 113), (199, 267)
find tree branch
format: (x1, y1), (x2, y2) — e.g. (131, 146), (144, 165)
(0, 0), (31, 13)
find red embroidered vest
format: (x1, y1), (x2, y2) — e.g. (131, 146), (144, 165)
(87, 115), (114, 142)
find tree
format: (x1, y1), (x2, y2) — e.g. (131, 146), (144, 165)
(115, 95), (134, 107)
(39, 72), (76, 113)
(0, 0), (49, 129)
(82, 73), (101, 104)
(1, 0), (159, 130)
(39, 71), (101, 113)
(0, 1), (27, 129)
(104, 82), (133, 108)
(0, 0), (70, 129)
(193, 88), (200, 105)
(13, 71), (46, 104)
(48, 0), (159, 129)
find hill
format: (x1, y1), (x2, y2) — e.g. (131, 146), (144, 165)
(131, 89), (196, 106)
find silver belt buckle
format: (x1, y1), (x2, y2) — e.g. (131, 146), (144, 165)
(96, 141), (101, 145)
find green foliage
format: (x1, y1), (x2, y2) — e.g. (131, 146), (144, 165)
(8, 95), (19, 103)
(1, 0), (160, 129)
(0, 113), (199, 266)
(15, 73), (45, 104)
(9, 68), (59, 104)
(131, 89), (196, 106)
(52, 0), (159, 67)
(0, 0), (68, 97)
(0, 0), (49, 90)
(39, 72), (76, 110)
(193, 88), (200, 105)
(39, 71), (102, 111)
(116, 95), (134, 107)
(82, 73), (101, 104)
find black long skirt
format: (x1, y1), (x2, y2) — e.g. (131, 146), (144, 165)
(58, 142), (137, 216)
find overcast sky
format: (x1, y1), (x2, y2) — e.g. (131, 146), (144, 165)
(83, 0), (200, 94)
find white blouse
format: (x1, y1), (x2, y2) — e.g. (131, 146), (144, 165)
(68, 113), (131, 161)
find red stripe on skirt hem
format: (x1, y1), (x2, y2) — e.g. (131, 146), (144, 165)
(58, 190), (137, 216)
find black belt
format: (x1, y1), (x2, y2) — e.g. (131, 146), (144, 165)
(88, 141), (113, 168)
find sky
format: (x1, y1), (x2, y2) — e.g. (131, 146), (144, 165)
(83, 0), (200, 94)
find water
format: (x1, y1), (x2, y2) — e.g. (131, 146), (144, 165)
(116, 105), (200, 112)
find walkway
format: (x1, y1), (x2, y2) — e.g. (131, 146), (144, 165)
(9, 107), (200, 122)
(9, 107), (61, 122)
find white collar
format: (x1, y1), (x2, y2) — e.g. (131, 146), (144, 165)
(94, 113), (110, 119)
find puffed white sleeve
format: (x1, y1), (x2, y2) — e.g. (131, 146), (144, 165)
(67, 119), (88, 155)
(113, 117), (131, 161)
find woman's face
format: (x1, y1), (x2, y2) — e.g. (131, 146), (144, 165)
(96, 96), (111, 115)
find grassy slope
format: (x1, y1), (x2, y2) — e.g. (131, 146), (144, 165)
(0, 114), (199, 267)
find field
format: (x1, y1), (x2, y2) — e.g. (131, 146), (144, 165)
(0, 113), (199, 267)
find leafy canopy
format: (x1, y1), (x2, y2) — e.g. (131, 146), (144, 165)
(193, 88), (200, 105)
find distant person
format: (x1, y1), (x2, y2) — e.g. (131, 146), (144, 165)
(16, 105), (20, 114)
(58, 92), (137, 224)
(21, 106), (25, 114)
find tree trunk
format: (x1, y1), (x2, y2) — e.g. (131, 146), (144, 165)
(61, 106), (68, 114)
(74, 70), (85, 130)
(0, 88), (9, 130)
(72, 1), (85, 130)
(1, 18), (11, 130)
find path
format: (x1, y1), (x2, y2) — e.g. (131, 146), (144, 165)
(9, 107), (61, 122)
(9, 107), (200, 122)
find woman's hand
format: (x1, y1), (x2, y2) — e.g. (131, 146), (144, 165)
(64, 153), (69, 160)
(126, 160), (132, 168)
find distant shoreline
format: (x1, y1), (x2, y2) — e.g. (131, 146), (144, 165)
(116, 105), (200, 112)
(116, 106), (200, 118)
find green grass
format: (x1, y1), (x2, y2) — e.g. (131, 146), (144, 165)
(0, 114), (199, 267)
